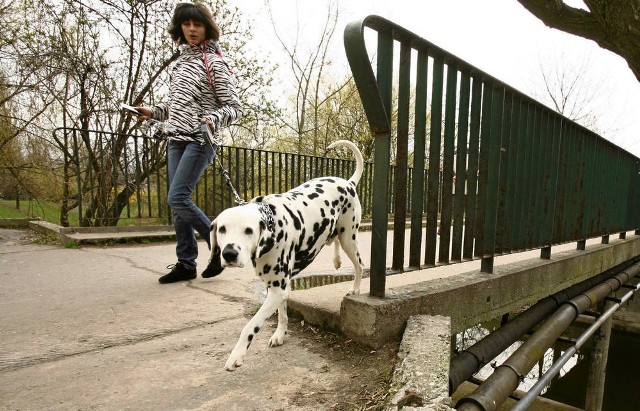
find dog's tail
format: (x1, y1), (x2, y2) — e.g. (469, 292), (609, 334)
(327, 140), (364, 185)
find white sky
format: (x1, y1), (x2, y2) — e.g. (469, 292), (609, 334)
(235, 0), (640, 157)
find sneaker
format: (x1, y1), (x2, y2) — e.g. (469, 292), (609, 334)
(158, 262), (197, 284)
(201, 246), (225, 279)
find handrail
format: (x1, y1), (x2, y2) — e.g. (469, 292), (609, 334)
(344, 15), (640, 297)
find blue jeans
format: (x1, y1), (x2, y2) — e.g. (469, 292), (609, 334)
(167, 140), (215, 270)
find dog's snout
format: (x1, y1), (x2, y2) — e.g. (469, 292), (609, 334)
(222, 244), (239, 262)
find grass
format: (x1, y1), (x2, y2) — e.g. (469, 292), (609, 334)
(0, 199), (167, 227)
(0, 199), (63, 223)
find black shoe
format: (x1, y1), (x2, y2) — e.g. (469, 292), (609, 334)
(158, 262), (197, 284)
(201, 247), (225, 279)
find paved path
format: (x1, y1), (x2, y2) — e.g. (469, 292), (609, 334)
(0, 225), (616, 410)
(0, 228), (397, 411)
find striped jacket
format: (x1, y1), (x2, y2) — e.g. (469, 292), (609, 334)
(152, 40), (243, 144)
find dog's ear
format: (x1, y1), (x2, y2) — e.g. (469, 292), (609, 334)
(202, 219), (224, 278)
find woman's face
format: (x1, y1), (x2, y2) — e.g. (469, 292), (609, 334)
(182, 19), (206, 46)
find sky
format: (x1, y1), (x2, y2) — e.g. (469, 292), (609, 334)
(234, 0), (640, 157)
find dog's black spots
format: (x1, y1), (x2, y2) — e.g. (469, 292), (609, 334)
(342, 207), (348, 214)
(254, 196), (264, 202)
(320, 208), (326, 218)
(308, 192), (320, 200)
(283, 205), (301, 230)
(331, 199), (339, 208)
(263, 264), (272, 275)
(259, 237), (275, 257)
(276, 230), (285, 242)
(278, 219), (284, 227)
(315, 187), (325, 194)
(330, 208), (336, 215)
(320, 178), (336, 183)
(352, 234), (356, 240)
(304, 184), (310, 188)
(254, 326), (260, 333)
(272, 280), (280, 288)
(248, 334), (254, 342)
(340, 227), (345, 233)
(347, 202), (352, 209)
(303, 201), (308, 207)
(355, 224), (360, 229)
(337, 186), (346, 195)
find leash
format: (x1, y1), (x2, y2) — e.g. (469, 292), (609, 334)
(140, 119), (247, 206)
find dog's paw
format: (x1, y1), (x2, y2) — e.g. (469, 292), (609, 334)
(333, 255), (342, 269)
(346, 287), (360, 296)
(224, 352), (244, 371)
(268, 330), (286, 347)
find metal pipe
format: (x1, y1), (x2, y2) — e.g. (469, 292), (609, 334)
(449, 260), (634, 393)
(456, 261), (640, 411)
(512, 280), (639, 411)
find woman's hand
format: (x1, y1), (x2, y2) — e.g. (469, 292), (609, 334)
(134, 107), (153, 121)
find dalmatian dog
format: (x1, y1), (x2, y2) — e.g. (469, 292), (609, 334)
(204, 140), (364, 371)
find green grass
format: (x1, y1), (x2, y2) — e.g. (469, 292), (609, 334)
(0, 199), (167, 227)
(0, 199), (63, 223)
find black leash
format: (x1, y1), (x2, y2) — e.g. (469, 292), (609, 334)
(141, 120), (247, 206)
(199, 123), (247, 206)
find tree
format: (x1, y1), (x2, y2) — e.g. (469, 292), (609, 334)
(1, 0), (278, 226)
(517, 0), (640, 82)
(528, 50), (613, 134)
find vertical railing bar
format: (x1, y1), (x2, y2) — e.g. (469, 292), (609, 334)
(462, 76), (482, 260)
(479, 83), (504, 273)
(438, 63), (458, 264)
(425, 55), (444, 267)
(392, 41), (411, 271)
(504, 94), (521, 254)
(451, 70), (470, 261)
(495, 91), (513, 254)
(409, 50), (429, 268)
(474, 80), (492, 260)
(368, 28), (394, 297)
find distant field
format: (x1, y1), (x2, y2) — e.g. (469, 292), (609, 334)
(0, 199), (166, 227)
(0, 199), (63, 224)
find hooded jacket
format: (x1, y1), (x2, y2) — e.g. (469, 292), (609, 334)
(152, 40), (243, 144)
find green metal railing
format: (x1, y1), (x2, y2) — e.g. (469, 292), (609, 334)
(344, 15), (640, 297)
(55, 128), (390, 227)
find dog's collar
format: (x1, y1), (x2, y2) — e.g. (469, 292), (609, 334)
(258, 203), (275, 232)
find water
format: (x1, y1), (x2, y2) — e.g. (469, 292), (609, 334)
(542, 328), (640, 410)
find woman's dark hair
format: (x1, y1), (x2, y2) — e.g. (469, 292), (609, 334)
(168, 3), (220, 44)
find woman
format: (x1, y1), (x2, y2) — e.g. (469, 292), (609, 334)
(134, 3), (243, 283)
